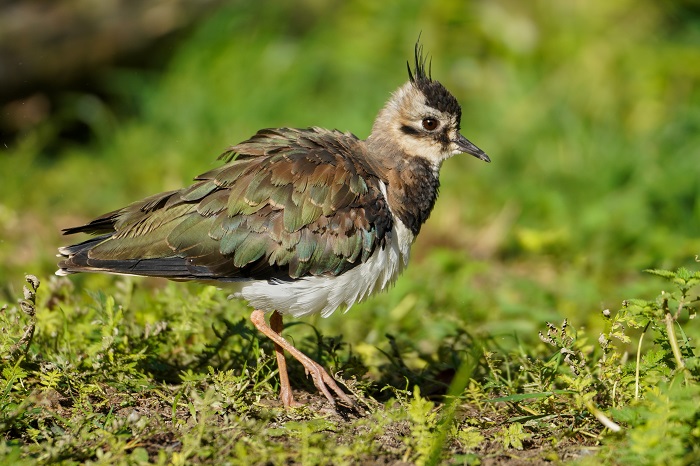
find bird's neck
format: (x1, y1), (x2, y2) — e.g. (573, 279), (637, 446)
(365, 134), (441, 237)
(385, 155), (440, 237)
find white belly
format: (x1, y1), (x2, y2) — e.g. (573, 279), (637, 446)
(234, 219), (414, 317)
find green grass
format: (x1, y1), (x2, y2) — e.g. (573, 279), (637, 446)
(2, 0), (700, 464)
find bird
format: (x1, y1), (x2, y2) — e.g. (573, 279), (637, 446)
(56, 40), (490, 409)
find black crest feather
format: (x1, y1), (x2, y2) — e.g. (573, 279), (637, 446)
(406, 37), (462, 123)
(408, 37), (432, 83)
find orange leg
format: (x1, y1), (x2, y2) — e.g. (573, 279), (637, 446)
(250, 309), (353, 408)
(269, 310), (301, 408)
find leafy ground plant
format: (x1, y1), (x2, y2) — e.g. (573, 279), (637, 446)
(2, 2), (699, 464)
(1, 266), (698, 464)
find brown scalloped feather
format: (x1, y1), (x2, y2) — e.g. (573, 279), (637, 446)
(59, 127), (393, 281)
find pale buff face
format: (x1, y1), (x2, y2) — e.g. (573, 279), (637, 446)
(371, 82), (463, 167)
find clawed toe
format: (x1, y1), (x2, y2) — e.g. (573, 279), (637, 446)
(251, 309), (354, 409)
(303, 358), (355, 408)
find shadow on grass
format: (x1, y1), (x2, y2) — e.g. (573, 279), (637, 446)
(142, 311), (489, 406)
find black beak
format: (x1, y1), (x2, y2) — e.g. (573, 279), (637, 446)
(454, 133), (490, 162)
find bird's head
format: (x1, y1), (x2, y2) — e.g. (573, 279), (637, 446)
(369, 40), (490, 168)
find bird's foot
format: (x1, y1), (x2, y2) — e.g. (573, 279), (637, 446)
(251, 309), (354, 409)
(295, 350), (354, 408)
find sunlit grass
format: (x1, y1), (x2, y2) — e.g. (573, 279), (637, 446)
(1, 0), (699, 463)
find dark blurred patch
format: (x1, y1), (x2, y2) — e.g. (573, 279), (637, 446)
(0, 0), (225, 147)
(660, 0), (700, 35)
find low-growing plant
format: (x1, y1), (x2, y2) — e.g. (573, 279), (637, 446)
(1, 269), (698, 464)
(448, 267), (700, 464)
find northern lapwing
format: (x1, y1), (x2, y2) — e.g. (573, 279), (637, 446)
(57, 40), (490, 408)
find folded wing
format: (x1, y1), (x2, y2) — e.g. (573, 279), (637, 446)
(57, 127), (393, 282)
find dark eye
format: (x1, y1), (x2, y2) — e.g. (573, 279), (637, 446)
(422, 118), (438, 131)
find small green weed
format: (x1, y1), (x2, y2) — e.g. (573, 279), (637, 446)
(1, 2), (699, 463)
(0, 267), (699, 464)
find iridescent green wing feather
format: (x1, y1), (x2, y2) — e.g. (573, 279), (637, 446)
(59, 127), (393, 281)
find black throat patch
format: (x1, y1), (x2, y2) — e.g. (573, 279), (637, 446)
(389, 156), (440, 236)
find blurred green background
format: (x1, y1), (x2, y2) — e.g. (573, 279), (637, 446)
(1, 0), (699, 351)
